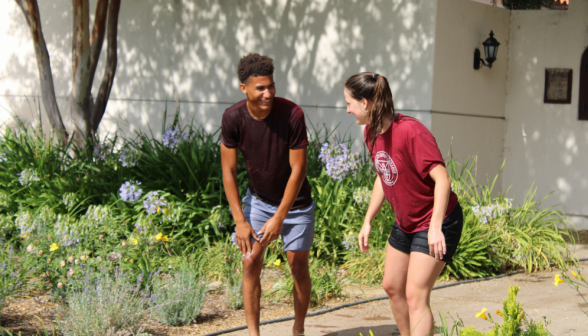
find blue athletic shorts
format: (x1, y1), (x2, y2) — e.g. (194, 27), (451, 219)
(231, 189), (315, 251)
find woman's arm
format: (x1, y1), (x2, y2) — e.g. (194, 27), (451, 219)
(428, 164), (452, 261)
(358, 175), (386, 253)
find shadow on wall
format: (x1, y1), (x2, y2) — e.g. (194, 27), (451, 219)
(502, 6), (588, 218)
(3, 0), (435, 141)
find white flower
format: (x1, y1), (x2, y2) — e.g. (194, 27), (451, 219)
(18, 168), (39, 186)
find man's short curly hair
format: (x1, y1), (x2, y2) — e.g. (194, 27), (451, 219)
(237, 53), (274, 83)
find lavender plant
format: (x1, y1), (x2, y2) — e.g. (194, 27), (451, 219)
(224, 248), (243, 310)
(59, 268), (153, 336)
(150, 267), (208, 326)
(119, 181), (143, 202)
(0, 245), (26, 311)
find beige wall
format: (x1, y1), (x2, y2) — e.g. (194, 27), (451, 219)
(0, 0), (438, 150)
(431, 0), (510, 186)
(503, 1), (588, 228)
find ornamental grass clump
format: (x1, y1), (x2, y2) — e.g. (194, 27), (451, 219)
(150, 266), (208, 326)
(223, 248), (243, 310)
(58, 267), (153, 336)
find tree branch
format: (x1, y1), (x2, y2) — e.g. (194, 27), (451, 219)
(92, 0), (120, 133)
(88, 0), (108, 87)
(15, 0), (69, 143)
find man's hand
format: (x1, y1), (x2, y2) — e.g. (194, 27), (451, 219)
(258, 216), (284, 246)
(428, 227), (446, 262)
(235, 220), (259, 256)
(358, 223), (372, 253)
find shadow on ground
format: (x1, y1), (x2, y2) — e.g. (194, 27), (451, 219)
(321, 324), (401, 336)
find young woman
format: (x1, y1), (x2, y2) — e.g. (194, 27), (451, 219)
(344, 72), (463, 336)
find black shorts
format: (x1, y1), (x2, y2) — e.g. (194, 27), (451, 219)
(388, 203), (463, 264)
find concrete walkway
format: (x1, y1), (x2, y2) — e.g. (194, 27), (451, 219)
(224, 244), (588, 336)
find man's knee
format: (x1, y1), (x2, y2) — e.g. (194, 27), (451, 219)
(242, 250), (264, 276)
(288, 255), (310, 282)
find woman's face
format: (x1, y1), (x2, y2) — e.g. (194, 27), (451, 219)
(344, 88), (369, 125)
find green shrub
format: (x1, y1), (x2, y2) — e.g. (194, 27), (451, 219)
(150, 266), (208, 326)
(58, 268), (153, 336)
(265, 258), (344, 307)
(438, 285), (551, 336)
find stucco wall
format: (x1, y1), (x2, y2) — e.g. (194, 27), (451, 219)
(503, 1), (588, 229)
(0, 0), (437, 150)
(431, 0), (510, 186)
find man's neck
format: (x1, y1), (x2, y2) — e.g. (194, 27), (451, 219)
(246, 101), (273, 120)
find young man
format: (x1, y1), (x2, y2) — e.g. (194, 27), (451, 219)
(220, 53), (314, 336)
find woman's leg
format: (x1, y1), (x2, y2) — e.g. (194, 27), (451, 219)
(382, 244), (411, 336)
(405, 252), (446, 336)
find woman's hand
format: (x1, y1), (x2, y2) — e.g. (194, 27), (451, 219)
(358, 223), (372, 253)
(428, 227), (446, 262)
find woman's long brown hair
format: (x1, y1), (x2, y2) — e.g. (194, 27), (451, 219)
(344, 72), (395, 153)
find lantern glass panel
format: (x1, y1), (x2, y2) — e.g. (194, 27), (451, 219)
(487, 45), (495, 60)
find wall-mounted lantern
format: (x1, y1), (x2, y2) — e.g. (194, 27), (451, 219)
(474, 31), (500, 70)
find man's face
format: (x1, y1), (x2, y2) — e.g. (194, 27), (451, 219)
(240, 75), (276, 112)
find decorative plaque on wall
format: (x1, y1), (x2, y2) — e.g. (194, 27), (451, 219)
(544, 68), (573, 104)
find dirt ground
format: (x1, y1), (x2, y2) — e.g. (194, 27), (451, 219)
(1, 242), (587, 336)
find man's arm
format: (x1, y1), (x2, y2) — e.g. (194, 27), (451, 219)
(221, 143), (259, 255)
(258, 147), (307, 246)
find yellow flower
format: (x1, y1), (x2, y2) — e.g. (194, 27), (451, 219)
(475, 307), (488, 320)
(157, 207), (161, 214)
(50, 243), (60, 252)
(520, 312), (525, 319)
(571, 270), (579, 279)
(155, 232), (163, 241)
(162, 235), (169, 242)
(274, 259), (281, 267)
(495, 310), (503, 317)
(554, 274), (563, 286)
(131, 238), (138, 245)
(163, 208), (169, 214)
(20, 234), (28, 239)
(129, 259), (134, 263)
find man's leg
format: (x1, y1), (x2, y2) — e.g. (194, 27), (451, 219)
(286, 250), (311, 336)
(382, 244), (411, 336)
(405, 252), (446, 336)
(242, 241), (266, 336)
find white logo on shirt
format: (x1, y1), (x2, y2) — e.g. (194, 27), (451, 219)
(375, 151), (398, 186)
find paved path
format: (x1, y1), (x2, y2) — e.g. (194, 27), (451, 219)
(224, 244), (588, 336)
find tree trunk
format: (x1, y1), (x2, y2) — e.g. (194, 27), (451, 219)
(70, 0), (93, 148)
(14, 0), (69, 144)
(92, 0), (120, 134)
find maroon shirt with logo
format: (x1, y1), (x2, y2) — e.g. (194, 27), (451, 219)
(221, 97), (313, 210)
(365, 114), (458, 233)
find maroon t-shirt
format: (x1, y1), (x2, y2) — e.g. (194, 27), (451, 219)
(221, 97), (313, 209)
(365, 114), (458, 233)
